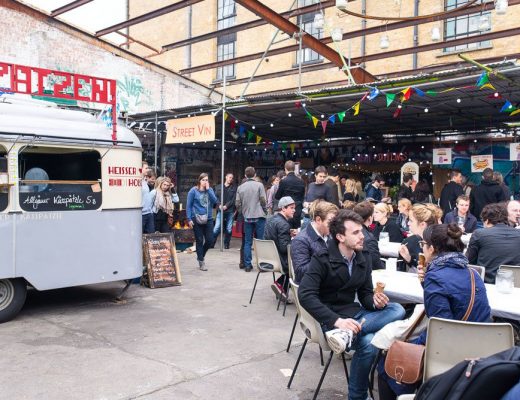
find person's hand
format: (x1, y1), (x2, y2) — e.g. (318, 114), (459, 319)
(334, 318), (362, 334)
(290, 229), (298, 238)
(223, 205), (227, 211)
(188, 220), (194, 228)
(205, 181), (210, 190)
(373, 292), (389, 309)
(399, 244), (411, 263)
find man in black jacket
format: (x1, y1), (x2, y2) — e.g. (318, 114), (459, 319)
(397, 172), (414, 202)
(299, 210), (405, 400)
(466, 203), (520, 283)
(212, 173), (237, 249)
(353, 201), (383, 270)
(275, 160), (305, 229)
(470, 168), (507, 226)
(264, 196), (296, 299)
(439, 169), (464, 219)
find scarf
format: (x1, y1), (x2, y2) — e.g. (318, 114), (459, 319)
(154, 189), (174, 214)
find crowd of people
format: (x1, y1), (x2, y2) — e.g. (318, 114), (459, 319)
(141, 159), (520, 400)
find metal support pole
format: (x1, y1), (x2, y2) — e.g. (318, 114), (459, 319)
(297, 23), (303, 95)
(154, 112), (158, 173)
(220, 74), (227, 252)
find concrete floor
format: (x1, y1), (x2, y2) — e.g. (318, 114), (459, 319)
(0, 239), (374, 400)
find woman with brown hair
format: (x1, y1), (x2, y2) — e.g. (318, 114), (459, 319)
(187, 173), (218, 271)
(152, 177), (175, 234)
(396, 198), (412, 237)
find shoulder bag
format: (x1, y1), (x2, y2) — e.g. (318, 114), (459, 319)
(195, 192), (209, 225)
(384, 267), (476, 385)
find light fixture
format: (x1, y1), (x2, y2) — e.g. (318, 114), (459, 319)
(336, 0), (347, 10)
(478, 14), (491, 31)
(495, 0), (508, 15)
(431, 26), (441, 41)
(288, 112), (292, 117)
(331, 27), (343, 42)
(424, 108), (429, 113)
(321, 114), (325, 118)
(270, 123), (274, 127)
(380, 34), (390, 49)
(457, 98), (461, 103)
(313, 13), (325, 29)
(252, 125), (256, 130)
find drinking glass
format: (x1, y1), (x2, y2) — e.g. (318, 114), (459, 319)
(386, 257), (397, 273)
(496, 269), (514, 294)
(380, 232), (390, 244)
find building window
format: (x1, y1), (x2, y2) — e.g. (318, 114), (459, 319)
(296, 0), (323, 64)
(444, 0), (491, 53)
(216, 0), (236, 80)
(18, 147), (102, 212)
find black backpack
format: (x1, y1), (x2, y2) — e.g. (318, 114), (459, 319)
(416, 347), (520, 400)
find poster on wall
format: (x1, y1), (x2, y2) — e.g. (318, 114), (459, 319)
(400, 162), (419, 183)
(433, 148), (452, 165)
(471, 155), (493, 173)
(510, 143), (520, 161)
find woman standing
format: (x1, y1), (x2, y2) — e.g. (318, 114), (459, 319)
(355, 180), (366, 201)
(413, 179), (435, 203)
(396, 198), (412, 237)
(443, 195), (477, 233)
(152, 177), (175, 233)
(343, 178), (359, 202)
(187, 173), (218, 271)
(373, 202), (402, 242)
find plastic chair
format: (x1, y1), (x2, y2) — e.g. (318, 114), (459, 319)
(286, 245), (299, 352)
(423, 317), (514, 381)
(499, 265), (520, 288)
(287, 293), (349, 400)
(468, 264), (485, 281)
(249, 239), (285, 307)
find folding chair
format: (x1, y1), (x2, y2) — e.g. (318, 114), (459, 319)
(286, 245), (299, 352)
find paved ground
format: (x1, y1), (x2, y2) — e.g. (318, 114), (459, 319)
(0, 238), (376, 400)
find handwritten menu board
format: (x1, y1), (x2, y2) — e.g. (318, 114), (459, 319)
(142, 233), (182, 288)
(19, 191), (102, 211)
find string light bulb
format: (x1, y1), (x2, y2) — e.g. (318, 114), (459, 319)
(431, 26), (441, 41)
(380, 34), (390, 49)
(495, 0), (508, 15)
(424, 108), (429, 113)
(336, 0), (347, 10)
(313, 13), (325, 29)
(331, 28), (343, 42)
(457, 98), (461, 103)
(478, 14), (491, 31)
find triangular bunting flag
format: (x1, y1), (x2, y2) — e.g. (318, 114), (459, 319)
(273, 141), (279, 151)
(230, 119), (236, 130)
(510, 109), (520, 116)
(353, 102), (360, 116)
(368, 87), (380, 100)
(305, 111), (313, 120)
(290, 143), (296, 154)
(393, 107), (402, 118)
(401, 87), (412, 101)
(476, 72), (489, 87)
(386, 93), (396, 107)
(255, 135), (262, 145)
(479, 83), (496, 91)
(426, 90), (438, 96)
(328, 114), (336, 125)
(321, 120), (328, 134)
(247, 131), (254, 141)
(312, 116), (319, 128)
(338, 111), (346, 122)
(295, 101), (302, 108)
(281, 143), (287, 151)
(223, 112), (228, 121)
(239, 125), (246, 136)
(500, 100), (514, 113)
(413, 87), (425, 97)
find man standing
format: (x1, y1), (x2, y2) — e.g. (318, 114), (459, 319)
(264, 196), (296, 299)
(397, 172), (414, 201)
(365, 175), (390, 203)
(236, 167), (267, 272)
(324, 168), (341, 207)
(299, 210), (405, 400)
(213, 173), (237, 249)
(141, 161), (155, 234)
(302, 166), (335, 227)
(439, 169), (464, 218)
(275, 160), (305, 229)
(470, 168), (507, 226)
(466, 203), (520, 283)
(353, 201), (383, 271)
(507, 200), (520, 228)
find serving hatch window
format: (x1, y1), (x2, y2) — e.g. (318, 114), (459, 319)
(18, 146), (102, 212)
(0, 148), (8, 212)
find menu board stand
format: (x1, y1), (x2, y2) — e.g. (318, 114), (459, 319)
(142, 233), (182, 288)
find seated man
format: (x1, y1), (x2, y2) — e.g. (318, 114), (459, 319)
(353, 201), (384, 270)
(264, 196), (296, 300)
(507, 200), (520, 228)
(291, 200), (338, 283)
(466, 203), (520, 283)
(299, 210), (405, 400)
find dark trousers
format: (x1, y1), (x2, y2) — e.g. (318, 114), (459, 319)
(142, 213), (155, 234)
(154, 212), (170, 233)
(193, 219), (214, 261)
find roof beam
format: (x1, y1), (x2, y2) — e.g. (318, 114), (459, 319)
(180, 0), (520, 74)
(233, 0), (375, 84)
(50, 0), (92, 17)
(95, 0), (204, 37)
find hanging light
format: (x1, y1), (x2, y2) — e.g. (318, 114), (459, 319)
(495, 0), (508, 15)
(478, 14), (491, 31)
(336, 0), (347, 10)
(331, 27), (343, 42)
(431, 26), (441, 41)
(380, 34), (390, 49)
(313, 13), (324, 29)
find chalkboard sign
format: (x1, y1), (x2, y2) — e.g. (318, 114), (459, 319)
(142, 233), (182, 288)
(19, 191), (102, 212)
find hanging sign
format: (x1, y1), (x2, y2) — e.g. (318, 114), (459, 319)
(471, 155), (493, 173)
(510, 143), (520, 161)
(433, 148), (452, 165)
(165, 115), (215, 144)
(400, 162), (419, 183)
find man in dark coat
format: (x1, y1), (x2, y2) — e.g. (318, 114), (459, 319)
(396, 172), (414, 202)
(353, 201), (383, 270)
(324, 168), (341, 207)
(439, 169), (464, 219)
(299, 210), (405, 400)
(212, 172), (237, 249)
(470, 168), (507, 224)
(275, 160), (305, 229)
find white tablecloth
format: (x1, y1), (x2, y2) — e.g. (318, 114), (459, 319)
(372, 270), (520, 321)
(378, 241), (401, 258)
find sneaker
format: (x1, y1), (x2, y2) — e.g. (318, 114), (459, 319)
(224, 244), (230, 249)
(271, 282), (283, 299)
(198, 260), (207, 271)
(245, 266), (252, 272)
(326, 329), (354, 354)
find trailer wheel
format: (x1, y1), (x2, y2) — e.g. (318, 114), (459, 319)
(0, 279), (27, 323)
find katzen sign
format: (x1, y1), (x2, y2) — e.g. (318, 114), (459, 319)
(0, 62), (118, 140)
(166, 115), (215, 144)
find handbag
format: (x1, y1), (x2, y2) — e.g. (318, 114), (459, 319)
(195, 193), (209, 225)
(384, 267), (476, 385)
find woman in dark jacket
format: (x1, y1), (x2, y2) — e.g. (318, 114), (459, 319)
(378, 223), (491, 400)
(413, 179), (435, 204)
(443, 194), (477, 233)
(373, 202), (402, 243)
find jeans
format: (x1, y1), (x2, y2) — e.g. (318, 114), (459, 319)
(476, 220), (484, 230)
(301, 215), (311, 231)
(213, 210), (234, 246)
(348, 303), (405, 400)
(193, 219), (214, 262)
(244, 217), (266, 267)
(142, 213), (155, 234)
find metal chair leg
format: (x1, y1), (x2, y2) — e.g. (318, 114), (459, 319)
(249, 271), (261, 304)
(287, 338), (308, 389)
(313, 351), (334, 400)
(319, 345), (324, 366)
(286, 313), (298, 352)
(276, 274), (287, 312)
(282, 279), (290, 317)
(272, 271), (276, 282)
(368, 350), (382, 399)
(341, 352), (350, 384)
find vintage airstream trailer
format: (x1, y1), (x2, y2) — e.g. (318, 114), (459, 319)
(0, 96), (143, 322)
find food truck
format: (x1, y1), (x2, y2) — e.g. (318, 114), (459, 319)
(0, 94), (143, 322)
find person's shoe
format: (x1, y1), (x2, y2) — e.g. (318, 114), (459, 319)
(239, 264), (245, 269)
(224, 244), (230, 249)
(271, 282), (283, 300)
(245, 266), (252, 272)
(198, 260), (208, 271)
(326, 329), (354, 354)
